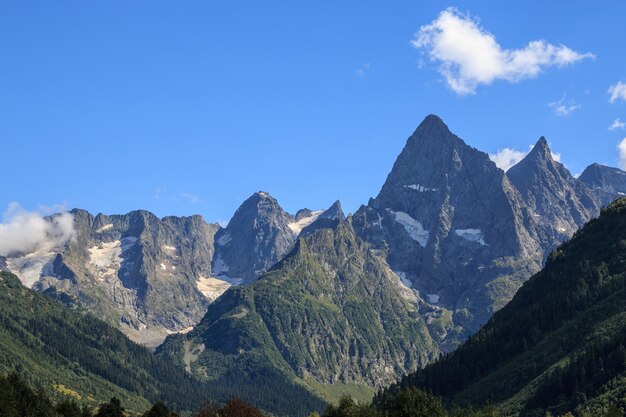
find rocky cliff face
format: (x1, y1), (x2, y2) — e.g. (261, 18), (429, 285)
(507, 137), (600, 253)
(351, 115), (614, 349)
(212, 192), (297, 284)
(579, 162), (626, 206)
(352, 115), (543, 343)
(158, 216), (438, 389)
(6, 209), (220, 348)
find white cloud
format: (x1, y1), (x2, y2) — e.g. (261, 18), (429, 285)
(489, 147), (529, 171)
(609, 118), (626, 131)
(619, 138), (626, 170)
(489, 143), (561, 171)
(548, 97), (580, 116)
(609, 81), (626, 104)
(412, 8), (594, 95)
(180, 192), (200, 204)
(356, 63), (371, 77)
(0, 203), (75, 257)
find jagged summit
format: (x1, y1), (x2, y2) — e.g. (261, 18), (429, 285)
(318, 200), (344, 220)
(507, 136), (600, 252)
(213, 191), (296, 283)
(579, 162), (626, 206)
(295, 208), (314, 221)
(299, 200), (346, 238)
(529, 136), (550, 157)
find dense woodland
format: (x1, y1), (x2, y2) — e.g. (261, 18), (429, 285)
(3, 372), (622, 417)
(0, 270), (326, 416)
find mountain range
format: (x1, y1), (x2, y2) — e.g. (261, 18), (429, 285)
(3, 114), (626, 414)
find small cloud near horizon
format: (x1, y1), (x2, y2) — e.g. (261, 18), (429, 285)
(618, 138), (626, 170)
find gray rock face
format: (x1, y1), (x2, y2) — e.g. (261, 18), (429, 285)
(7, 209), (219, 348)
(579, 163), (626, 206)
(507, 137), (600, 253)
(212, 192), (297, 283)
(352, 115), (543, 342)
(351, 115), (613, 348)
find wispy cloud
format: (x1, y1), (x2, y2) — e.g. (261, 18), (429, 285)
(154, 187), (167, 200)
(154, 188), (201, 204)
(618, 138), (626, 170)
(356, 63), (371, 77)
(180, 192), (200, 204)
(412, 8), (594, 95)
(549, 96), (580, 117)
(609, 118), (626, 131)
(0, 203), (75, 257)
(609, 81), (626, 104)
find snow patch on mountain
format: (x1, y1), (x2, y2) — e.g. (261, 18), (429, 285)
(404, 184), (438, 192)
(88, 237), (137, 279)
(454, 229), (486, 245)
(391, 210), (429, 247)
(6, 250), (56, 288)
(394, 270), (413, 288)
(427, 294), (440, 304)
(95, 224), (113, 233)
(288, 210), (324, 236)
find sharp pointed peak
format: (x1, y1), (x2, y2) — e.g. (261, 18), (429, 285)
(525, 136), (554, 162)
(320, 200), (345, 221)
(415, 114), (450, 132)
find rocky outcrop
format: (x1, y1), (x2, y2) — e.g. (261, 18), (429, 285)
(579, 162), (626, 206)
(7, 209), (220, 348)
(507, 137), (600, 253)
(212, 192), (297, 284)
(352, 115), (543, 343)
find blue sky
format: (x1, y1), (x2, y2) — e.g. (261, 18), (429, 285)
(1, 1), (626, 224)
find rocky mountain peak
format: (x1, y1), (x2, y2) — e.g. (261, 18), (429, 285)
(319, 200), (344, 220)
(579, 163), (626, 206)
(295, 208), (314, 221)
(507, 137), (600, 252)
(213, 192), (296, 283)
(299, 200), (346, 238)
(522, 137), (554, 165)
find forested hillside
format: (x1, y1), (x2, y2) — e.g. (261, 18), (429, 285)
(0, 271), (326, 416)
